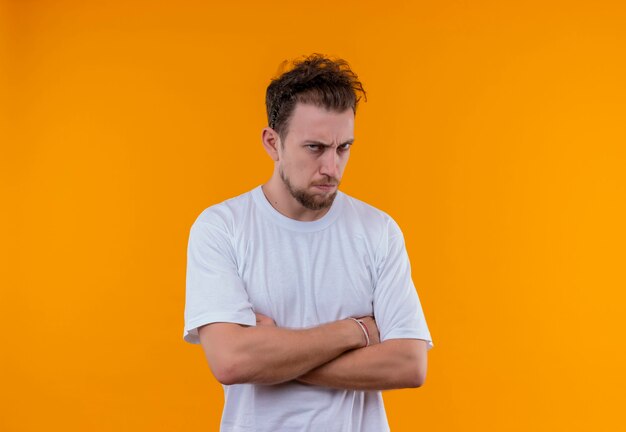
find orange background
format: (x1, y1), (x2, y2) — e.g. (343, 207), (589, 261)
(2, 0), (625, 430)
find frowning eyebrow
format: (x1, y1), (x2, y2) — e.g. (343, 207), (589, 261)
(302, 139), (355, 147)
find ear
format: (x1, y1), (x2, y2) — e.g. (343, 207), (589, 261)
(261, 127), (281, 162)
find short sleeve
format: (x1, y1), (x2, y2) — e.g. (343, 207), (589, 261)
(183, 215), (256, 344)
(373, 217), (434, 350)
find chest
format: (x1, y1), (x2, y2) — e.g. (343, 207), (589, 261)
(236, 224), (377, 327)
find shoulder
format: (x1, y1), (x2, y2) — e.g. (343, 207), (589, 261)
(340, 192), (403, 236)
(191, 188), (256, 235)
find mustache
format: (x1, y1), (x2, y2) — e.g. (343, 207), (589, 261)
(311, 179), (340, 186)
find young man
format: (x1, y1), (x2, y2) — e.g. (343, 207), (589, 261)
(184, 54), (434, 431)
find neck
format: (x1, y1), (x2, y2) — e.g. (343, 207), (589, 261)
(261, 174), (333, 222)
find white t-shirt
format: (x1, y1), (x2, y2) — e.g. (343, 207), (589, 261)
(184, 185), (433, 432)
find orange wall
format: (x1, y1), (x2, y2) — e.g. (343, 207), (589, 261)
(2, 0), (625, 430)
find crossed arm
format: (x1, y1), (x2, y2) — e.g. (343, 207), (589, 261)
(197, 313), (428, 390)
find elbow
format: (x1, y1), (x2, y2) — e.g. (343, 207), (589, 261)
(403, 349), (427, 388)
(199, 323), (257, 385)
(406, 340), (428, 388)
(405, 366), (427, 388)
(210, 354), (252, 385)
(213, 364), (239, 386)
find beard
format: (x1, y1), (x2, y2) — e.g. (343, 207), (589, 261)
(279, 167), (339, 211)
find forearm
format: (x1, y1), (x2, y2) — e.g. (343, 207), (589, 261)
(199, 319), (364, 386)
(297, 339), (428, 390)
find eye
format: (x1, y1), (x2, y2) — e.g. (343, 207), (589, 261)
(306, 144), (322, 152)
(338, 143), (352, 152)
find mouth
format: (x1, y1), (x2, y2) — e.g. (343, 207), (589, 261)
(312, 184), (337, 192)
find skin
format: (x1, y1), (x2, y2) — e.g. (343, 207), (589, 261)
(198, 101), (428, 390)
(198, 315), (379, 386)
(256, 312), (427, 390)
(260, 102), (355, 221)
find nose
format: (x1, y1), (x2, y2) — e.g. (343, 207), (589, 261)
(319, 149), (340, 180)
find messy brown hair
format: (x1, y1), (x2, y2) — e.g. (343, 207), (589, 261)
(265, 53), (367, 141)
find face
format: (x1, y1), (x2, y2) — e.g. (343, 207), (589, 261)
(277, 103), (355, 211)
